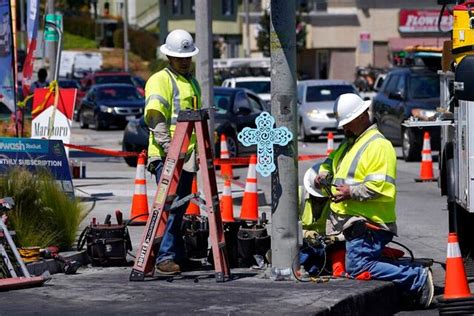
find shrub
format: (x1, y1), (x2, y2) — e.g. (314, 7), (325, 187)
(0, 168), (85, 249)
(63, 14), (95, 40)
(113, 28), (159, 61)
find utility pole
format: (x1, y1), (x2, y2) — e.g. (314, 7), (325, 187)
(195, 0), (214, 138)
(47, 0), (56, 82)
(270, 0), (298, 272)
(123, 0), (129, 72)
(244, 0), (250, 57)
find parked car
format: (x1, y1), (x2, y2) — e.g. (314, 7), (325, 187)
(80, 71), (144, 96)
(221, 77), (271, 105)
(122, 87), (267, 167)
(78, 83), (145, 130)
(297, 80), (359, 141)
(371, 67), (440, 161)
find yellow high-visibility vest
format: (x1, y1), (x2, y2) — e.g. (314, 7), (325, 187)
(319, 128), (397, 225)
(144, 67), (201, 158)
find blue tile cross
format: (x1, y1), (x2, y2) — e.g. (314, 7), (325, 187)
(237, 112), (293, 177)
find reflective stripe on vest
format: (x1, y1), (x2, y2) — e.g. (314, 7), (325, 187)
(164, 68), (181, 124)
(333, 134), (396, 186)
(146, 94), (171, 111)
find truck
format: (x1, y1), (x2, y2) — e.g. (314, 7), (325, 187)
(60, 51), (103, 79)
(403, 1), (474, 277)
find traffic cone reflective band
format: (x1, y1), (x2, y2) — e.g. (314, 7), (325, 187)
(220, 180), (235, 222)
(129, 151), (149, 225)
(326, 132), (334, 155)
(185, 176), (200, 216)
(240, 155), (258, 221)
(444, 233), (472, 299)
(220, 134), (233, 180)
(415, 132), (436, 182)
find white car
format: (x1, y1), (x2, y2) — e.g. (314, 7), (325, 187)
(221, 77), (271, 105)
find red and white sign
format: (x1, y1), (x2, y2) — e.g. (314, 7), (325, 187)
(31, 88), (77, 146)
(360, 32), (371, 41)
(399, 10), (453, 33)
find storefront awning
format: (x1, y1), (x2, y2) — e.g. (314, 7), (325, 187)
(388, 37), (450, 52)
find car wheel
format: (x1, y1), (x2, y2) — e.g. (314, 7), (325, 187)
(226, 134), (238, 157)
(402, 128), (422, 162)
(122, 143), (138, 167)
(298, 119), (309, 142)
(94, 114), (104, 131)
(79, 111), (88, 129)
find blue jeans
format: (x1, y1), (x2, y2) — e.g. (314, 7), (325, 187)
(345, 228), (427, 293)
(153, 160), (194, 264)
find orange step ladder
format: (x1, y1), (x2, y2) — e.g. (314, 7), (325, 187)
(129, 109), (231, 282)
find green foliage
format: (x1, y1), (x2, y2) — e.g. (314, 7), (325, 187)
(0, 168), (85, 249)
(63, 32), (98, 50)
(113, 28), (159, 61)
(148, 59), (169, 73)
(256, 11), (271, 57)
(63, 14), (95, 40)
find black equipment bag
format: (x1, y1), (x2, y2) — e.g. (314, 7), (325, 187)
(77, 224), (132, 266)
(181, 215), (209, 259)
(237, 224), (271, 268)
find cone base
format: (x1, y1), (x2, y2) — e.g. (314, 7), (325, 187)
(414, 177), (437, 182)
(126, 217), (148, 226)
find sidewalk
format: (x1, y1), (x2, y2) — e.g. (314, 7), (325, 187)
(12, 161), (414, 315)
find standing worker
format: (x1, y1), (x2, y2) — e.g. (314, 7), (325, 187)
(30, 68), (50, 93)
(313, 93), (434, 308)
(144, 29), (201, 275)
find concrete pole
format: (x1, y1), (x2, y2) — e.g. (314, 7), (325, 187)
(159, 0), (168, 45)
(47, 0), (56, 82)
(244, 0), (250, 57)
(123, 0), (129, 72)
(195, 0), (214, 140)
(270, 0), (298, 271)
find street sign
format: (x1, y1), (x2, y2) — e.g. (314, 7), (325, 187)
(0, 138), (74, 199)
(44, 13), (62, 42)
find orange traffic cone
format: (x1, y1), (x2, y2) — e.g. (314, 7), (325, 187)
(220, 179), (235, 222)
(128, 151), (149, 225)
(220, 134), (233, 180)
(240, 155), (258, 221)
(185, 175), (200, 216)
(444, 232), (472, 299)
(415, 132), (436, 182)
(326, 132), (334, 155)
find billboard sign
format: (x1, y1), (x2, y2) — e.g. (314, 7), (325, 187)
(399, 10), (453, 33)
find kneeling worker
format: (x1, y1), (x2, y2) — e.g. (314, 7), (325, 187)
(312, 93), (434, 308)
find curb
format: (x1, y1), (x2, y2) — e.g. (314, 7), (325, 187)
(26, 250), (88, 276)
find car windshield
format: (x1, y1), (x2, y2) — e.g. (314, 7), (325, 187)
(213, 91), (233, 114)
(95, 75), (134, 85)
(235, 81), (270, 94)
(409, 75), (440, 99)
(306, 85), (356, 102)
(59, 80), (80, 89)
(96, 86), (142, 101)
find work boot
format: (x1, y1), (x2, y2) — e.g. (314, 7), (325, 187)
(418, 268), (434, 308)
(155, 260), (181, 275)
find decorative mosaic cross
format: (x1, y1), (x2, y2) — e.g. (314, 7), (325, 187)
(238, 112), (293, 177)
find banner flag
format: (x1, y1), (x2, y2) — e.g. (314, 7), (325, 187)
(22, 0), (39, 96)
(0, 0), (15, 112)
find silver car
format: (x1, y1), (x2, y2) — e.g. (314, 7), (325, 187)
(297, 80), (359, 141)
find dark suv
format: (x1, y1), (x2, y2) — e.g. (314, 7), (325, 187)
(372, 67), (440, 161)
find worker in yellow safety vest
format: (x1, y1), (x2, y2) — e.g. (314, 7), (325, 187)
(313, 93), (434, 308)
(144, 29), (201, 275)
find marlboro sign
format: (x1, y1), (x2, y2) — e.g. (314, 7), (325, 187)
(31, 88), (76, 146)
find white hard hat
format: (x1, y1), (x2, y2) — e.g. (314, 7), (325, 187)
(160, 29), (199, 58)
(333, 93), (371, 128)
(303, 163), (325, 198)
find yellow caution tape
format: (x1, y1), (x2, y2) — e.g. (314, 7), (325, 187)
(31, 80), (58, 116)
